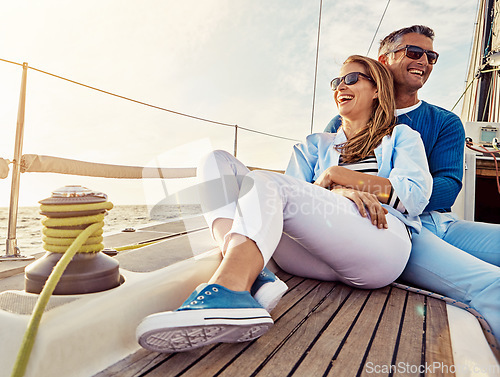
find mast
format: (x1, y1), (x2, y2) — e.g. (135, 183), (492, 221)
(461, 0), (500, 123)
(477, 0), (496, 121)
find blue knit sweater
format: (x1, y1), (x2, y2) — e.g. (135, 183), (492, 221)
(324, 101), (465, 213)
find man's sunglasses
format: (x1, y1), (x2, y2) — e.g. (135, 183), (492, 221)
(387, 45), (439, 65)
(330, 72), (374, 91)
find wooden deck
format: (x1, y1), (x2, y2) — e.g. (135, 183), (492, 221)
(97, 272), (455, 377)
(0, 217), (461, 377)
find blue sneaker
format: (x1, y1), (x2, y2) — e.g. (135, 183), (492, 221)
(136, 283), (273, 353)
(251, 267), (288, 313)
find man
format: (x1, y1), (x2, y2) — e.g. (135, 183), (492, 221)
(325, 25), (500, 346)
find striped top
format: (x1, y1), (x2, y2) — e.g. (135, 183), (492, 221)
(339, 155), (407, 214)
(338, 155), (378, 174)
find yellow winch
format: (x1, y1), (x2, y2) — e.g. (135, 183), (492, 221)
(24, 185), (121, 295)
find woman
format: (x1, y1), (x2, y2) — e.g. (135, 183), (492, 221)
(136, 55), (432, 353)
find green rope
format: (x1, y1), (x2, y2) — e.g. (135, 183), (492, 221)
(10, 222), (102, 377)
(113, 239), (163, 251)
(41, 213), (105, 228)
(39, 202), (113, 213)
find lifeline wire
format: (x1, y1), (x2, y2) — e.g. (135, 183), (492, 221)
(0, 57), (300, 143)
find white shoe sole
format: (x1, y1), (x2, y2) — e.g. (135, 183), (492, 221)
(254, 279), (288, 313)
(136, 308), (273, 353)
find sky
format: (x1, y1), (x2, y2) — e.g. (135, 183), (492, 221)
(0, 0), (479, 208)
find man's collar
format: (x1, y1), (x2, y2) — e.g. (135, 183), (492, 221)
(396, 101), (422, 116)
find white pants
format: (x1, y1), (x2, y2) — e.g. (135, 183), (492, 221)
(197, 150), (411, 289)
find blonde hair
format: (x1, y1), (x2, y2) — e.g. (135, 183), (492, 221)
(336, 55), (397, 163)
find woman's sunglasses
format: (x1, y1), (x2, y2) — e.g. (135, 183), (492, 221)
(387, 45), (439, 65)
(330, 72), (374, 91)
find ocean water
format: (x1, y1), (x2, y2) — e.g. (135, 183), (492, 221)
(0, 204), (203, 256)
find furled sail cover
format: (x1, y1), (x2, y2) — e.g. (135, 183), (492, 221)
(20, 154), (196, 179)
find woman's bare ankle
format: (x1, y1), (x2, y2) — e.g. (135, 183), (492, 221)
(208, 235), (264, 292)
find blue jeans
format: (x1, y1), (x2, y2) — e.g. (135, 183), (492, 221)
(400, 211), (500, 343)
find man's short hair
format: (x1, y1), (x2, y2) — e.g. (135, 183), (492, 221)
(378, 25), (435, 57)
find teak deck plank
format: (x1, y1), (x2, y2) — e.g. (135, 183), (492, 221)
(97, 274), (456, 377)
(254, 283), (354, 377)
(94, 349), (167, 377)
(393, 293), (425, 377)
(324, 287), (392, 376)
(425, 297), (455, 377)
(285, 287), (369, 377)
(359, 287), (408, 377)
(145, 346), (220, 377)
(218, 281), (340, 377)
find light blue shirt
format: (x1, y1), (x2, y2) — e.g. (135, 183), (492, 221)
(285, 124), (433, 232)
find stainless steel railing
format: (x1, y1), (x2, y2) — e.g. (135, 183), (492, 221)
(1, 63), (34, 261)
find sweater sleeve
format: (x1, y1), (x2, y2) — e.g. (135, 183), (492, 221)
(324, 115), (342, 133)
(425, 114), (464, 212)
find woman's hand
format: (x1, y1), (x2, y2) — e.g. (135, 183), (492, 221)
(313, 166), (341, 189)
(331, 187), (388, 229)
